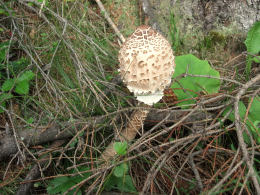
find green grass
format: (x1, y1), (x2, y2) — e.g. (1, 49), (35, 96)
(0, 1), (260, 194)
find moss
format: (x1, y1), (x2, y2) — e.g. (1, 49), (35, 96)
(201, 31), (228, 49)
(208, 31), (226, 44)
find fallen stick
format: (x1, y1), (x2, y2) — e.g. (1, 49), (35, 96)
(0, 109), (213, 161)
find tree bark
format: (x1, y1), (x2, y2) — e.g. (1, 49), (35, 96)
(142, 0), (260, 50)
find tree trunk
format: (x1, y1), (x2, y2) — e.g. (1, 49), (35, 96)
(142, 0), (259, 51)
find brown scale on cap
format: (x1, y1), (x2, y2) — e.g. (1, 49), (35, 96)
(118, 25), (175, 105)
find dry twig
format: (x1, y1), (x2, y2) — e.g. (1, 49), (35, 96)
(94, 0), (125, 43)
(234, 74), (260, 194)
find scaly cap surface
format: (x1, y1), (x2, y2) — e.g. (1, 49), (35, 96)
(118, 25), (175, 105)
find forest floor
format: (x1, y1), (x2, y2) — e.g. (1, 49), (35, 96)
(0, 1), (259, 195)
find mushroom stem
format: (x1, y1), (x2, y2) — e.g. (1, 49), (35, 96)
(101, 107), (149, 162)
(101, 25), (175, 163)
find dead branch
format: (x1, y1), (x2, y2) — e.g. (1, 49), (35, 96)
(16, 140), (65, 195)
(94, 0), (125, 43)
(0, 109), (214, 161)
(0, 123), (78, 161)
(234, 74), (260, 194)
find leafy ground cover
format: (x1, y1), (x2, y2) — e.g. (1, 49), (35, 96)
(0, 1), (259, 194)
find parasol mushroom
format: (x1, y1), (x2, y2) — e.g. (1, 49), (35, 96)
(101, 25), (175, 161)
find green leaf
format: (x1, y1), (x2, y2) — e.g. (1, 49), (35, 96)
(223, 101), (247, 121)
(0, 93), (12, 114)
(104, 175), (119, 191)
(113, 141), (128, 156)
(41, 32), (48, 37)
(113, 163), (128, 178)
(222, 101), (250, 144)
(0, 8), (9, 16)
(69, 138), (78, 148)
(26, 117), (34, 124)
(117, 175), (137, 193)
(104, 174), (137, 193)
(245, 56), (253, 80)
(247, 97), (260, 144)
(17, 70), (35, 83)
(171, 54), (220, 107)
(15, 81), (29, 95)
(253, 56), (260, 63)
(47, 166), (91, 195)
(47, 176), (71, 194)
(223, 98), (260, 144)
(6, 58), (29, 77)
(14, 71), (35, 95)
(0, 102), (6, 113)
(248, 96), (260, 121)
(2, 79), (15, 92)
(0, 41), (9, 62)
(245, 21), (260, 54)
(72, 167), (91, 183)
(34, 182), (41, 188)
(37, 0), (49, 6)
(0, 93), (13, 103)
(47, 176), (81, 195)
(231, 144), (236, 151)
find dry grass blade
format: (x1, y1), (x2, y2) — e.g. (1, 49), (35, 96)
(0, 1), (259, 194)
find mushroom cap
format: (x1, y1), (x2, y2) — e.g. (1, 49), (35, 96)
(118, 25), (175, 105)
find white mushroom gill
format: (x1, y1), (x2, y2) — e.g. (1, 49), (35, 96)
(118, 25), (175, 105)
